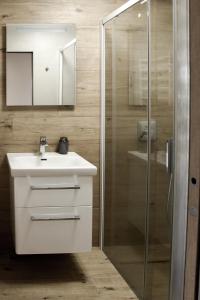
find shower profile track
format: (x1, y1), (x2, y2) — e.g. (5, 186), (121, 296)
(102, 0), (143, 25)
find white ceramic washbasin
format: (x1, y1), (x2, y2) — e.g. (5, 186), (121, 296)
(7, 152), (97, 176)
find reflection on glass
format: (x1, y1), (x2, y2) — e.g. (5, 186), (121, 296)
(103, 2), (148, 299)
(145, 0), (173, 299)
(103, 0), (173, 299)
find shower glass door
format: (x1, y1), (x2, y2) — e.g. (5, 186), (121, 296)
(102, 0), (174, 300)
(145, 1), (173, 299)
(103, 1), (148, 299)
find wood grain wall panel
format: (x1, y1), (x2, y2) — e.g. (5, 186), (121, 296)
(184, 0), (200, 299)
(0, 0), (125, 249)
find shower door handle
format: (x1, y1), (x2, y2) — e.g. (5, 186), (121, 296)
(166, 138), (173, 174)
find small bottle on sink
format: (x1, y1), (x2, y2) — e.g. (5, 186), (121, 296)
(58, 137), (69, 154)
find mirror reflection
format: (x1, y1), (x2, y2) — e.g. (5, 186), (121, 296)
(6, 24), (76, 106)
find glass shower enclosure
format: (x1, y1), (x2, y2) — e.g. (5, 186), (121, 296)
(100, 0), (175, 299)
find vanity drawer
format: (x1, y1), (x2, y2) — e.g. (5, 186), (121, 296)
(14, 206), (92, 254)
(14, 176), (92, 207)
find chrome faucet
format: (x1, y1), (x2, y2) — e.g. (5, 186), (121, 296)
(39, 136), (48, 159)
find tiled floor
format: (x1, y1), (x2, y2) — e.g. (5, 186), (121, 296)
(0, 248), (138, 300)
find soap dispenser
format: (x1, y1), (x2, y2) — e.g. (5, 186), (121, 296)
(58, 137), (69, 154)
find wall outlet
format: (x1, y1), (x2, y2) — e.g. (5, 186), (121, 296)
(137, 120), (157, 142)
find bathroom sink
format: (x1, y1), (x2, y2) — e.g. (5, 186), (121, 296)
(7, 152), (97, 176)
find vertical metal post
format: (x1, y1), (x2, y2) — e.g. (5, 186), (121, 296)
(100, 21), (105, 249)
(170, 0), (190, 299)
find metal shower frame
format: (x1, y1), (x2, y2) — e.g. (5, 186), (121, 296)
(100, 0), (190, 299)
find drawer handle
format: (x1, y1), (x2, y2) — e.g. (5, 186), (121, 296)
(31, 213), (80, 221)
(30, 184), (80, 190)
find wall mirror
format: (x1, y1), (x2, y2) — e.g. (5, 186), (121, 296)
(6, 24), (76, 106)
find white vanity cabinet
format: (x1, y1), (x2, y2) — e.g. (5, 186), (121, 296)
(7, 152), (97, 255)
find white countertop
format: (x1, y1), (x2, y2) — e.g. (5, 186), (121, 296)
(7, 152), (97, 177)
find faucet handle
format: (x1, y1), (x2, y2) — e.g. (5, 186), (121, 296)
(40, 136), (48, 145)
